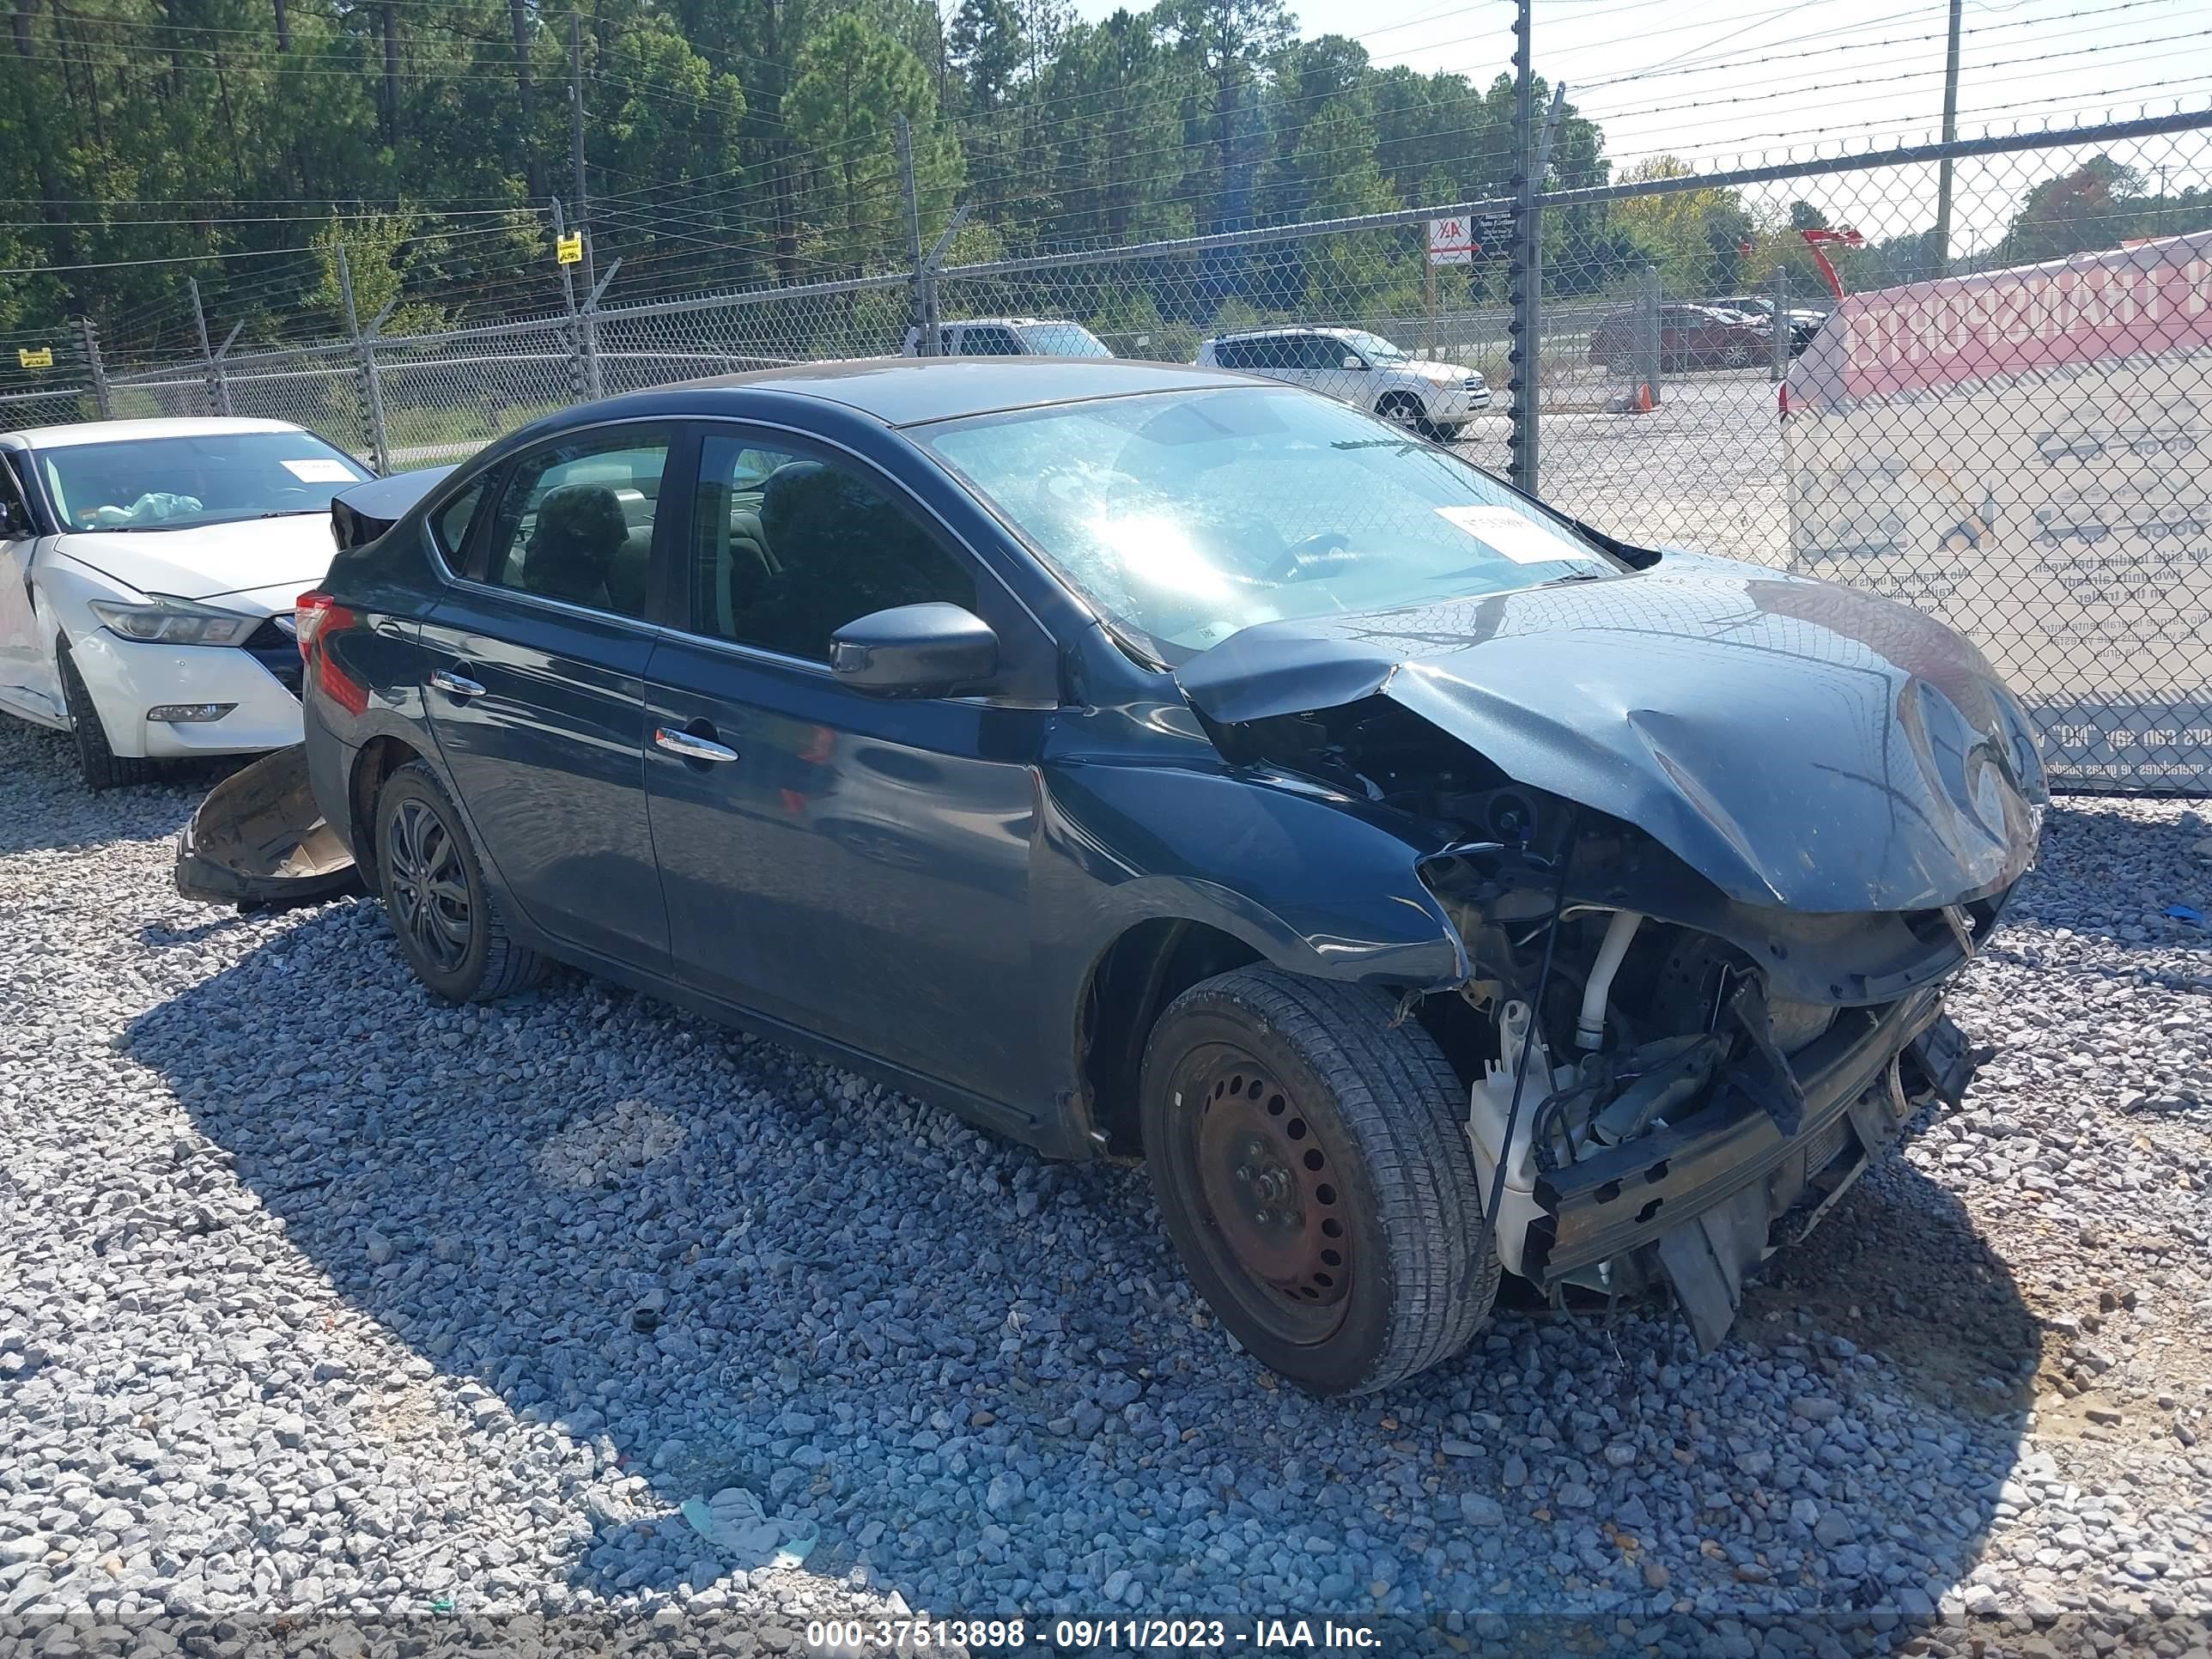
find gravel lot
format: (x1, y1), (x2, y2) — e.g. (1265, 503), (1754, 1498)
(3, 715), (2210, 1658)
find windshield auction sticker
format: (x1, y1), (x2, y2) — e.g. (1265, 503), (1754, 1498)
(1433, 503), (1595, 565)
(282, 458), (358, 483)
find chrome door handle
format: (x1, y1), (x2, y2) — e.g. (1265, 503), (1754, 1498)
(654, 726), (739, 763)
(429, 669), (485, 699)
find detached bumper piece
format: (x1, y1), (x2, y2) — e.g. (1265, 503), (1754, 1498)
(1526, 992), (1973, 1351)
(175, 744), (362, 909)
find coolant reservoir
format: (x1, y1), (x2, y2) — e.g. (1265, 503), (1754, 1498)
(1464, 1000), (1574, 1279)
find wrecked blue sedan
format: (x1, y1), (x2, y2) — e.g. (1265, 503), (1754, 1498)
(178, 360), (2045, 1395)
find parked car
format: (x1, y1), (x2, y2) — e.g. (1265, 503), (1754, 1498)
(1589, 304), (1773, 372)
(0, 416), (372, 788)
(1196, 327), (1489, 440)
(1705, 294), (1827, 355)
(179, 360), (2042, 1395)
(901, 317), (1114, 358)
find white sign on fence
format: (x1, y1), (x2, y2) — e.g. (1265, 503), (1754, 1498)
(1427, 217), (1474, 266)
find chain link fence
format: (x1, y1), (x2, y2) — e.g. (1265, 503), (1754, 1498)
(9, 110), (2209, 790)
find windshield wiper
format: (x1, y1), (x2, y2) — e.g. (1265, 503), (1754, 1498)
(1540, 568), (1609, 586)
(254, 508), (323, 519)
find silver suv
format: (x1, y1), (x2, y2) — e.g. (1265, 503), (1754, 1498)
(1196, 327), (1489, 439)
(901, 317), (1115, 358)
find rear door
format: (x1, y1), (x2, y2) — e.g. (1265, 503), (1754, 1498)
(643, 425), (1054, 1106)
(416, 422), (684, 969)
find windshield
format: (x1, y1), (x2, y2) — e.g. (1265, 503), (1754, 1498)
(1341, 331), (1408, 365)
(38, 430), (369, 532)
(1018, 322), (1114, 358)
(919, 386), (1619, 660)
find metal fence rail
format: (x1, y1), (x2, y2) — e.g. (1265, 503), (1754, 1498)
(15, 110), (2211, 792)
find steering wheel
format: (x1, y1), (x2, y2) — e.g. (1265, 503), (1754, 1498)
(1261, 531), (1351, 582)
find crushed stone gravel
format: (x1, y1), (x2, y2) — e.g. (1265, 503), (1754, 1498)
(0, 720), (2208, 1659)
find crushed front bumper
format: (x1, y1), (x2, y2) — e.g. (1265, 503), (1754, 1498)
(1523, 988), (1976, 1348)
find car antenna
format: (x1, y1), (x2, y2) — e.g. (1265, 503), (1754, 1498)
(1484, 809), (1578, 1255)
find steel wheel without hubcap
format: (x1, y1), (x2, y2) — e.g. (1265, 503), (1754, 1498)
(1140, 966), (1499, 1395)
(1186, 1045), (1352, 1344)
(386, 798), (471, 974)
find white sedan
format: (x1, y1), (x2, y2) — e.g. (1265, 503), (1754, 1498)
(0, 416), (370, 789)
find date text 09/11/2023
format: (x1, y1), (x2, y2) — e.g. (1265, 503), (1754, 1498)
(802, 1617), (1383, 1650)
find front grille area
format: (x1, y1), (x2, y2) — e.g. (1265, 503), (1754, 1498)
(242, 618), (303, 698)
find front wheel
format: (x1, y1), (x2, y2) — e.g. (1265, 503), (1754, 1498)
(374, 760), (546, 1002)
(1376, 394), (1437, 441)
(1140, 967), (1498, 1396)
(58, 636), (155, 792)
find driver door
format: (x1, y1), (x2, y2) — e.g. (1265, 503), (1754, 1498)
(0, 451), (59, 725)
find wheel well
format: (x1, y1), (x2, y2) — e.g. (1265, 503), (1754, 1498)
(1078, 919), (1261, 1157)
(347, 736), (421, 895)
(1376, 390), (1422, 409)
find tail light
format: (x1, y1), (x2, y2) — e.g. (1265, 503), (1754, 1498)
(295, 590), (338, 659)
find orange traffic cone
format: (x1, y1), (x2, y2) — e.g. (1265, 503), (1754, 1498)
(1634, 381), (1655, 413)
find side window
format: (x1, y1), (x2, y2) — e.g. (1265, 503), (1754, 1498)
(477, 429), (671, 618)
(1211, 340), (1249, 371)
(430, 481), (485, 562)
(690, 434), (978, 664)
(0, 453), (30, 536)
(970, 327), (1024, 356)
(1305, 337), (1352, 370)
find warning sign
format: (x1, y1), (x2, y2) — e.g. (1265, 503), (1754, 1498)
(556, 232), (583, 266)
(16, 346), (52, 369)
(1427, 217), (1474, 266)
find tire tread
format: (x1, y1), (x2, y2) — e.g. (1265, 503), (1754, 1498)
(58, 638), (156, 792)
(379, 760), (548, 1002)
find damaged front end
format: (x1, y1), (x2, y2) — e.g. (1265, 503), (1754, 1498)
(1419, 810), (2002, 1349)
(1173, 556), (2046, 1346)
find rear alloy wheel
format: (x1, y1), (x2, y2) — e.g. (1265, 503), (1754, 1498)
(57, 636), (155, 793)
(1140, 967), (1498, 1395)
(374, 760), (545, 1003)
(1376, 394), (1436, 441)
(1721, 343), (1754, 369)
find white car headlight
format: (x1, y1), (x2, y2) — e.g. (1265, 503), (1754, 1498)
(88, 596), (263, 647)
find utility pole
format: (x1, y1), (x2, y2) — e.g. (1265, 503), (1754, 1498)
(568, 11), (595, 303)
(896, 112), (928, 351)
(1931, 0), (1962, 278)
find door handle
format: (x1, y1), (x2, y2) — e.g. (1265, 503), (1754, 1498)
(654, 726), (739, 763)
(430, 669), (485, 699)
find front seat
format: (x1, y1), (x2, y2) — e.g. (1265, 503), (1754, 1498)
(523, 484), (629, 610)
(752, 461), (945, 658)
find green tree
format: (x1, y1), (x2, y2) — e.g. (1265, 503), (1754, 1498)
(787, 15), (963, 274)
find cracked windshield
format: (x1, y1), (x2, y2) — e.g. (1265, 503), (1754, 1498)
(921, 386), (1617, 659)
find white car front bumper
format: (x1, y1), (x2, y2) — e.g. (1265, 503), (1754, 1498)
(68, 625), (302, 757)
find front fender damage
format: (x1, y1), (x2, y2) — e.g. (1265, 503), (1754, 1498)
(1181, 689), (2028, 1352)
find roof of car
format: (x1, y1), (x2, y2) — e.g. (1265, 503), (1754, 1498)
(1205, 326), (1355, 343)
(0, 415), (306, 449)
(568, 357), (1256, 429)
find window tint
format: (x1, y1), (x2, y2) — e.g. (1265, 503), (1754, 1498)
(479, 430), (670, 617)
(1301, 336), (1352, 370)
(1210, 340), (1250, 370)
(957, 326), (1024, 357)
(431, 482), (485, 561)
(690, 434), (977, 663)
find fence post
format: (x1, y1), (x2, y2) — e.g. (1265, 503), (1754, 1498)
(552, 198), (588, 403)
(189, 278), (223, 417)
(212, 323), (242, 416)
(73, 319), (112, 420)
(1637, 264), (1662, 408)
(582, 261), (618, 400)
(896, 112), (929, 356)
(919, 204), (969, 360)
(335, 246), (392, 473)
(1769, 264), (1789, 384)
(1505, 0), (1538, 490)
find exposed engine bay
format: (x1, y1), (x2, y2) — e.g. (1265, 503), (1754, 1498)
(1212, 695), (2014, 1348)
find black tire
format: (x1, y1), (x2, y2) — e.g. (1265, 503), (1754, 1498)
(1376, 393), (1437, 441)
(57, 635), (156, 792)
(373, 760), (546, 1003)
(1139, 966), (1499, 1396)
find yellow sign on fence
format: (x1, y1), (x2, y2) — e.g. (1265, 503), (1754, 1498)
(556, 233), (583, 266)
(16, 347), (52, 369)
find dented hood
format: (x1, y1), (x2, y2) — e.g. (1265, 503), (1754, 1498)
(1175, 552), (2046, 913)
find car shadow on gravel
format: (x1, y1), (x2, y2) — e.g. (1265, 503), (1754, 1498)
(124, 898), (2043, 1644)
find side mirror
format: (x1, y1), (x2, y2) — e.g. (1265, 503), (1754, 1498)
(1342, 355), (1365, 371)
(830, 602), (998, 698)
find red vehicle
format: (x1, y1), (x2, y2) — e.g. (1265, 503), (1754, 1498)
(1589, 303), (1771, 372)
